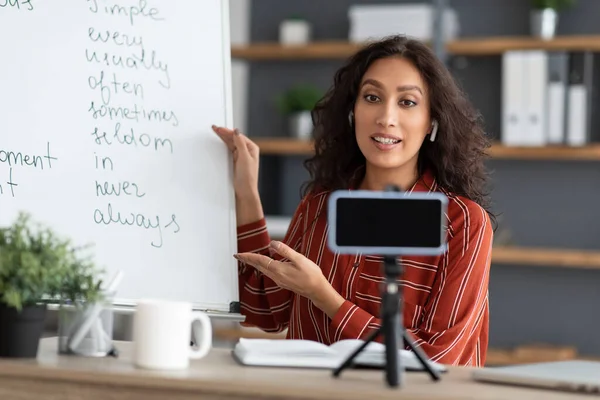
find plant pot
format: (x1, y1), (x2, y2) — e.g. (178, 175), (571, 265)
(0, 303), (47, 358)
(288, 111), (313, 140)
(530, 8), (558, 40)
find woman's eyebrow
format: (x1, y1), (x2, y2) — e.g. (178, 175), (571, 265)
(361, 79), (423, 95)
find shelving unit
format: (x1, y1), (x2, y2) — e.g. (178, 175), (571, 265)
(231, 35), (600, 60)
(252, 137), (600, 161)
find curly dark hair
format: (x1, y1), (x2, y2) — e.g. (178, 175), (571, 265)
(302, 35), (495, 227)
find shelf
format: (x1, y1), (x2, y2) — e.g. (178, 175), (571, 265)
(447, 35), (600, 55)
(487, 144), (600, 160)
(491, 247), (600, 269)
(254, 138), (600, 161)
(231, 35), (600, 60)
(232, 41), (362, 60)
(256, 138), (314, 155)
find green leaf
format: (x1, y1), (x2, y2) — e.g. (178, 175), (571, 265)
(0, 211), (105, 310)
(531, 0), (576, 10)
(276, 85), (323, 115)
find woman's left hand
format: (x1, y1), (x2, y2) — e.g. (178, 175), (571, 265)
(235, 241), (347, 318)
(234, 241), (329, 299)
(234, 241), (327, 300)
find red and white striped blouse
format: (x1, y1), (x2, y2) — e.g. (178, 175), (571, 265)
(236, 170), (493, 366)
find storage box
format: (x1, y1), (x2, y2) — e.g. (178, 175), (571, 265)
(348, 4), (460, 43)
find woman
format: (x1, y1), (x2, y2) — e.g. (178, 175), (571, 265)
(212, 35), (494, 366)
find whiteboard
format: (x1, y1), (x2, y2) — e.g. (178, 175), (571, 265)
(0, 0), (239, 313)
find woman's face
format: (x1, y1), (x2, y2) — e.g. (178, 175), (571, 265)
(353, 56), (432, 173)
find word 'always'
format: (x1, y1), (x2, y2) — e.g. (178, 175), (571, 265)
(0, 0), (33, 11)
(93, 203), (180, 248)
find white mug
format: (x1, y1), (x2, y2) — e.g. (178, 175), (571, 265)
(132, 299), (212, 370)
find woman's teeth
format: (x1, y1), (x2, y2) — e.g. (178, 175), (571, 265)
(372, 137), (400, 144)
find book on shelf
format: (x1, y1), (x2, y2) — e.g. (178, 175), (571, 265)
(232, 338), (447, 373)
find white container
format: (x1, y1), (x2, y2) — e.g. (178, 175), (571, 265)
(279, 19), (311, 45)
(288, 111), (313, 140)
(348, 4), (459, 43)
(530, 8), (558, 40)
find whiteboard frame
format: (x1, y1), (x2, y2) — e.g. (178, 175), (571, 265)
(91, 0), (239, 316)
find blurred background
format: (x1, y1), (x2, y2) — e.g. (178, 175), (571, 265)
(225, 0), (600, 366)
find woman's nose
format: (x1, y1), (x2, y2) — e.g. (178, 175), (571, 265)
(375, 105), (398, 128)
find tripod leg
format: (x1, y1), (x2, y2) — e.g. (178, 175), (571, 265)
(402, 330), (442, 381)
(385, 305), (400, 387)
(332, 326), (381, 378)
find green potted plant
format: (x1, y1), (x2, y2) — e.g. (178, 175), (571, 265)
(276, 84), (322, 141)
(530, 0), (576, 40)
(0, 212), (104, 358)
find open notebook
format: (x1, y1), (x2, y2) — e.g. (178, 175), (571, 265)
(232, 338), (447, 373)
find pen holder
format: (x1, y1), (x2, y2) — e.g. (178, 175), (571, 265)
(57, 300), (114, 357)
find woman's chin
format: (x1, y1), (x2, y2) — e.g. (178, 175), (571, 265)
(365, 152), (413, 170)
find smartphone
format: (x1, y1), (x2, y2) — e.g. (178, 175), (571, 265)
(327, 190), (448, 256)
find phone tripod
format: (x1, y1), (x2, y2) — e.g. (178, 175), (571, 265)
(332, 255), (442, 388)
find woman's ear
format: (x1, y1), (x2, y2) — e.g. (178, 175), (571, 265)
(429, 120), (438, 142)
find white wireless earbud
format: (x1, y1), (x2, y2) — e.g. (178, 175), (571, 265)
(430, 120), (438, 142)
(348, 110), (354, 126)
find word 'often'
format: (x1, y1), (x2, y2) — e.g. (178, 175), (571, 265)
(88, 70), (145, 105)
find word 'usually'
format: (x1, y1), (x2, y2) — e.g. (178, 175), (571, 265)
(85, 48), (170, 89)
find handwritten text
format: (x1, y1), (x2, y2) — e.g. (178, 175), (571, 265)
(88, 0), (164, 26)
(0, 142), (57, 170)
(93, 203), (180, 248)
(0, 0), (33, 11)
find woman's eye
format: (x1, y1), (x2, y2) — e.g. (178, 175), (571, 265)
(400, 100), (417, 107)
(364, 94), (379, 102)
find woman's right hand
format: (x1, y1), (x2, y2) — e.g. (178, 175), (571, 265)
(212, 125), (260, 199)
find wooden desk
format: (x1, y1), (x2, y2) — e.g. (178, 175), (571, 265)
(0, 338), (591, 400)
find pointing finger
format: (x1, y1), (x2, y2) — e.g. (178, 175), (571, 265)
(234, 253), (280, 274)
